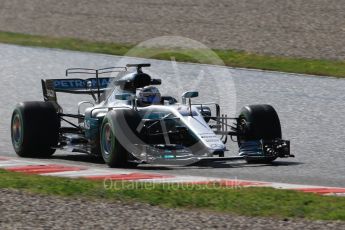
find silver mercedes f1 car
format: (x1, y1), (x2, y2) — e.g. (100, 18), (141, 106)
(11, 63), (293, 167)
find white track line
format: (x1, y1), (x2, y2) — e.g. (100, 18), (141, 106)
(41, 169), (135, 178)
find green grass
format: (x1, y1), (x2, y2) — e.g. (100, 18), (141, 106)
(1, 169), (345, 221)
(1, 31), (345, 78)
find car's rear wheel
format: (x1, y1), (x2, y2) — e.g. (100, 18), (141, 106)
(11, 101), (59, 157)
(100, 109), (141, 168)
(237, 104), (282, 163)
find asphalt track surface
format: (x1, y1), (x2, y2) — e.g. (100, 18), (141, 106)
(1, 44), (344, 187)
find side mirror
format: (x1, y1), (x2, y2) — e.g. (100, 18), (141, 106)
(182, 91), (199, 104)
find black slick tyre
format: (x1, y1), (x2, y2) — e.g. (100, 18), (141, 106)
(11, 101), (59, 157)
(100, 109), (141, 168)
(237, 104), (282, 163)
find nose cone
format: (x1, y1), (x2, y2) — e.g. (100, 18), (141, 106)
(205, 143), (226, 157)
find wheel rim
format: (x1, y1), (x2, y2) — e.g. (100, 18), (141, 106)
(11, 113), (23, 148)
(102, 123), (113, 157)
(237, 117), (248, 144)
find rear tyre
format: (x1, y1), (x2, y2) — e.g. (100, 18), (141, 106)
(11, 101), (59, 157)
(237, 104), (282, 163)
(100, 109), (141, 168)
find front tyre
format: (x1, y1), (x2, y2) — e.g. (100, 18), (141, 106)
(100, 110), (141, 168)
(11, 101), (59, 157)
(237, 104), (282, 163)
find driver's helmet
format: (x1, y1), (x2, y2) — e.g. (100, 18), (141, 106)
(138, 86), (161, 106)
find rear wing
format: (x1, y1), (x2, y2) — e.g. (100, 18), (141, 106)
(41, 67), (127, 103)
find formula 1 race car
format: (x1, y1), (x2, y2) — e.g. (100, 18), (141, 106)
(11, 63), (293, 167)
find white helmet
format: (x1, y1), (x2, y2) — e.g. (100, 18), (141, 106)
(138, 86), (161, 106)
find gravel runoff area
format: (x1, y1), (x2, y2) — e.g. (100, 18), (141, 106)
(1, 0), (345, 60)
(0, 189), (344, 230)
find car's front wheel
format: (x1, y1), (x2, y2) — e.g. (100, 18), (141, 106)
(100, 109), (141, 168)
(237, 104), (282, 163)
